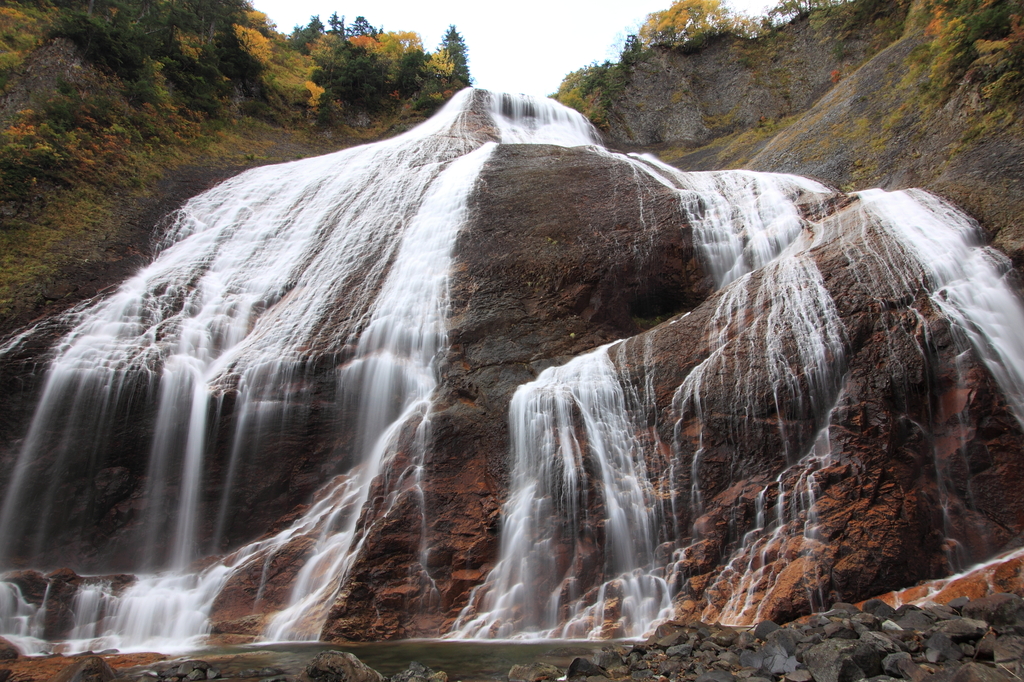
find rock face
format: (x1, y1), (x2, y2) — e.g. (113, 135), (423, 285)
(0, 90), (1023, 645)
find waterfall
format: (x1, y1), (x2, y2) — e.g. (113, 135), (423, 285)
(0, 89), (609, 651)
(3, 86), (1024, 649)
(452, 174), (1024, 637)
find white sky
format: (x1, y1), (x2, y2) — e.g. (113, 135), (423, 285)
(250, 0), (774, 97)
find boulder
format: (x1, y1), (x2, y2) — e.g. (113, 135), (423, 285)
(803, 639), (883, 682)
(49, 657), (118, 682)
(962, 594), (1024, 633)
(303, 652), (383, 682)
(507, 664), (561, 682)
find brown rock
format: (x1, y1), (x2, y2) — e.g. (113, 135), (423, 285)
(48, 657), (117, 682)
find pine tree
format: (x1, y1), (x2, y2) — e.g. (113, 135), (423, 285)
(439, 24), (470, 85)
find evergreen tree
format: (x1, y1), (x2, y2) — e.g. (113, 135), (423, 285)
(439, 24), (470, 85)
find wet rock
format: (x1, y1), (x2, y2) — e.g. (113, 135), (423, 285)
(390, 661), (447, 682)
(304, 652), (383, 682)
(0, 670), (10, 682)
(50, 657), (118, 682)
(824, 622), (859, 640)
(593, 650), (625, 670)
(567, 659), (607, 680)
(0, 639), (16, 661)
(507, 663), (561, 682)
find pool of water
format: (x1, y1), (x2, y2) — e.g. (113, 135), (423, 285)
(120, 640), (621, 682)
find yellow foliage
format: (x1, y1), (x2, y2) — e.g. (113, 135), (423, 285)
(377, 31), (423, 57)
(305, 80), (324, 109)
(639, 0), (733, 47)
(177, 34), (203, 60)
(233, 24), (272, 66)
(428, 48), (455, 78)
(244, 10), (274, 32)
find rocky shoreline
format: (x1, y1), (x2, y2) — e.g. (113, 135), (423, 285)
(1, 594), (1021, 682)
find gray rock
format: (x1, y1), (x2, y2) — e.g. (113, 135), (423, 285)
(880, 621), (903, 632)
(766, 628), (801, 656)
(695, 672), (735, 682)
(881, 653), (912, 678)
(962, 594), (1024, 633)
(895, 611), (934, 631)
(872, 604), (897, 620)
(803, 639), (884, 682)
(926, 632), (965, 662)
(993, 635), (1023, 676)
(786, 671), (813, 682)
(629, 671), (654, 681)
(592, 650), (624, 669)
(860, 631), (901, 656)
(754, 621), (781, 641)
(392, 662), (447, 682)
(737, 632), (756, 649)
(206, 671), (220, 680)
(824, 622), (859, 640)
(949, 662), (1013, 682)
(305, 652), (384, 682)
(666, 643), (693, 658)
(935, 618), (989, 641)
(739, 650), (764, 670)
(947, 597), (971, 612)
(925, 605), (959, 621)
(567, 659), (606, 680)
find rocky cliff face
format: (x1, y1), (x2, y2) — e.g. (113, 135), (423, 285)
(594, 5), (1024, 274)
(0, 90), (1022, 650)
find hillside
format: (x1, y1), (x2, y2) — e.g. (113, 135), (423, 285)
(555, 0), (1024, 266)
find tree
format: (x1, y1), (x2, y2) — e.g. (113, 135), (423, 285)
(347, 15), (378, 38)
(438, 24), (470, 85)
(328, 12), (344, 34)
(639, 0), (733, 48)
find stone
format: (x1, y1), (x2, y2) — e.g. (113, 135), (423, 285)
(860, 632), (901, 656)
(305, 652), (384, 682)
(803, 639), (884, 682)
(786, 671), (813, 682)
(593, 651), (625, 670)
(881, 653), (912, 678)
(567, 659), (606, 680)
(824, 622), (859, 640)
(754, 622), (781, 641)
(391, 662), (446, 682)
(962, 594), (1024, 632)
(765, 628), (801, 656)
(694, 672), (735, 682)
(935, 618), (989, 641)
(739, 651), (764, 670)
(508, 664), (562, 682)
(950, 663), (1012, 682)
(872, 604), (898, 620)
(0, 639), (16, 661)
(993, 635), (1023, 676)
(947, 597), (971, 612)
(0, 670), (9, 682)
(926, 632), (965, 662)
(50, 657), (118, 682)
(880, 621), (903, 632)
(666, 644), (693, 658)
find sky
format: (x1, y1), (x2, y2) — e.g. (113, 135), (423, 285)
(250, 0), (774, 97)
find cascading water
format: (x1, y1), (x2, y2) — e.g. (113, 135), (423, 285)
(3, 86), (1024, 651)
(0, 90), (616, 651)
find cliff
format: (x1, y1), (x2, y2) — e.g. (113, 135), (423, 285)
(588, 1), (1024, 268)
